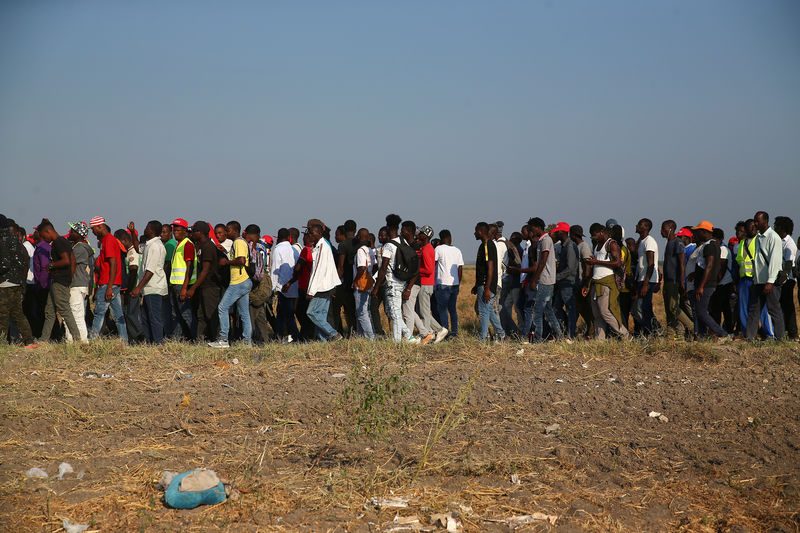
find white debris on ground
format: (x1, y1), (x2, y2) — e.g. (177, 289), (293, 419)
(25, 467), (48, 479)
(57, 462), (74, 480)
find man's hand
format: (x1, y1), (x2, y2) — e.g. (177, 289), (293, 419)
(130, 287), (141, 299)
(584, 257), (597, 266)
(187, 287), (196, 299)
(281, 283), (291, 293)
(471, 286), (477, 295)
(306, 293), (313, 300)
(180, 288), (188, 301)
(529, 280), (537, 292)
(105, 287), (113, 301)
(639, 283), (648, 298)
(581, 286), (589, 298)
(371, 286), (378, 298)
(483, 287), (491, 303)
(696, 287), (703, 301)
(402, 288), (411, 301)
(763, 282), (773, 295)
(128, 221), (136, 232)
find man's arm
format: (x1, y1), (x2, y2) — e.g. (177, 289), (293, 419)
(639, 249), (655, 297)
(105, 255), (118, 301)
(696, 254), (715, 299)
(457, 265), (463, 285)
(189, 258), (211, 296)
(50, 250), (71, 269)
(530, 250), (548, 287)
(372, 256), (390, 298)
(678, 247), (686, 291)
(283, 256), (307, 292)
(484, 259), (495, 302)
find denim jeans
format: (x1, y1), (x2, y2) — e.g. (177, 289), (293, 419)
(385, 280), (412, 341)
(521, 285), (536, 338)
(90, 284), (128, 343)
(533, 283), (563, 341)
(218, 279), (252, 343)
(307, 294), (339, 341)
(276, 293), (300, 339)
(169, 284), (197, 340)
(435, 284), (459, 336)
(475, 285), (504, 341)
(142, 293), (164, 344)
(354, 289), (375, 339)
(632, 281), (658, 335)
(553, 280), (576, 338)
(695, 287), (727, 338)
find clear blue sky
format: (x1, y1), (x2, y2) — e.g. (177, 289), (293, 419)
(1, 0), (798, 252)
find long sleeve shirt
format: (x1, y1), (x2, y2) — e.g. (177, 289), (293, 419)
(307, 239), (341, 297)
(556, 239), (579, 284)
(753, 227), (783, 284)
(419, 243), (436, 286)
(33, 241), (52, 290)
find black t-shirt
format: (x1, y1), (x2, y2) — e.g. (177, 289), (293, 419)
(338, 237), (359, 286)
(696, 240), (720, 289)
(199, 240), (223, 288)
(50, 236), (73, 285)
(475, 240), (498, 293)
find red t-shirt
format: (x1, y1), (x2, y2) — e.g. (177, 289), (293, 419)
(298, 245), (313, 291)
(419, 243), (435, 285)
(96, 232), (123, 286)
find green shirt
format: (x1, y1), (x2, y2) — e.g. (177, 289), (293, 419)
(163, 238), (178, 263)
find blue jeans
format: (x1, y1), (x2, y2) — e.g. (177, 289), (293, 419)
(533, 283), (563, 341)
(169, 284), (197, 340)
(90, 284), (128, 343)
(435, 284), (459, 336)
(142, 294), (164, 344)
(737, 277), (773, 337)
(521, 285), (535, 338)
(354, 289), (375, 340)
(276, 293), (300, 339)
(476, 285), (504, 341)
(218, 279), (252, 343)
(553, 281), (577, 338)
(499, 280), (520, 337)
(633, 281), (658, 334)
(307, 294), (339, 341)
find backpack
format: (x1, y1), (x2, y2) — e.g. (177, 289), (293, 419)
(247, 239), (266, 283)
(392, 238), (419, 282)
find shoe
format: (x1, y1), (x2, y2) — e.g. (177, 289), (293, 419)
(208, 340), (230, 349)
(406, 336), (421, 344)
(282, 335), (294, 345)
(328, 333), (343, 342)
(24, 343), (40, 349)
(564, 338), (574, 345)
(421, 333), (435, 345)
(434, 328), (448, 344)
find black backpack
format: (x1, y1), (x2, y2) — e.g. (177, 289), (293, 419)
(392, 238), (419, 282)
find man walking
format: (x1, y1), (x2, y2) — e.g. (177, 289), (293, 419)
(0, 214), (38, 348)
(65, 221), (93, 343)
(526, 218), (566, 343)
(660, 220), (694, 339)
(746, 212), (785, 340)
(691, 222), (729, 341)
(353, 228), (377, 339)
(271, 227), (300, 342)
(89, 217), (128, 342)
(306, 223), (343, 342)
(774, 216), (797, 339)
(633, 218), (659, 335)
(553, 222), (578, 339)
(210, 221), (252, 348)
(416, 225), (447, 343)
(472, 222), (505, 342)
(373, 214), (417, 343)
(36, 220), (83, 343)
(434, 229), (463, 338)
(129, 220), (168, 344)
(168, 218), (196, 340)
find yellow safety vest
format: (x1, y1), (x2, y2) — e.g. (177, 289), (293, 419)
(170, 238), (197, 285)
(736, 238), (755, 278)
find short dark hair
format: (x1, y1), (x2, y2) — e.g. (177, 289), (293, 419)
(277, 227), (290, 240)
(162, 223), (172, 231)
(244, 224), (260, 236)
(114, 229), (130, 241)
(309, 223), (323, 235)
(439, 229), (451, 240)
(662, 220), (676, 231)
(774, 216), (794, 235)
(589, 222), (605, 235)
(610, 225), (623, 244)
(755, 211), (769, 222)
(192, 221), (210, 235)
(147, 220), (162, 235)
(735, 220), (746, 230)
(227, 220), (241, 234)
(215, 223), (226, 231)
(475, 221), (489, 232)
(335, 225), (345, 236)
(401, 220), (416, 232)
(36, 218), (53, 233)
(712, 227), (724, 240)
(640, 218), (653, 231)
(378, 226), (388, 234)
(385, 214), (401, 229)
(289, 227), (300, 241)
(16, 226), (26, 236)
(343, 219), (357, 233)
(527, 217), (544, 229)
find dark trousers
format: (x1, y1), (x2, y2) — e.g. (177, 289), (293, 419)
(696, 287), (727, 338)
(330, 285), (356, 336)
(276, 293), (300, 339)
(194, 286), (221, 341)
(575, 284), (594, 336)
(295, 290), (316, 341)
(369, 284), (386, 336)
(124, 293), (146, 344)
(618, 292), (632, 332)
(746, 283), (784, 340)
(553, 280), (577, 338)
(779, 279), (797, 339)
(169, 284), (196, 341)
(25, 286), (48, 338)
(709, 283), (734, 334)
(142, 294), (164, 344)
(435, 284), (460, 336)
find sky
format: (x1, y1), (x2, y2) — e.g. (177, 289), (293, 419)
(1, 0), (798, 255)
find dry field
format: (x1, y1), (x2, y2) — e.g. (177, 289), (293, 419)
(1, 268), (799, 533)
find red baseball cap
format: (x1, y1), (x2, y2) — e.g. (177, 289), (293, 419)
(552, 222), (570, 233)
(728, 237), (739, 245)
(675, 228), (693, 238)
(172, 218), (188, 228)
(262, 235), (274, 245)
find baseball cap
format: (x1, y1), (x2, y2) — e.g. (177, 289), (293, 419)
(303, 218), (326, 231)
(417, 225), (434, 239)
(494, 221), (504, 229)
(552, 222), (570, 233)
(192, 221), (210, 235)
(728, 237), (740, 245)
(675, 228), (693, 238)
(692, 221), (713, 232)
(68, 221), (89, 238)
(605, 218), (619, 228)
(262, 235), (274, 245)
(172, 218), (188, 229)
(89, 216), (105, 228)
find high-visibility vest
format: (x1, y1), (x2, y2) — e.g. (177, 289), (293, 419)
(169, 238), (197, 285)
(736, 238), (755, 278)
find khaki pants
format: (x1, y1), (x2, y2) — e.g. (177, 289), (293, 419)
(590, 284), (629, 340)
(662, 280), (694, 337)
(41, 282), (82, 343)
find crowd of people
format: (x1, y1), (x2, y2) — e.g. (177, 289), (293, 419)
(0, 211), (797, 348)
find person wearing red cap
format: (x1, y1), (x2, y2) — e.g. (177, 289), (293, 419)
(660, 220), (694, 340)
(88, 217), (128, 343)
(168, 218), (197, 340)
(552, 222), (578, 339)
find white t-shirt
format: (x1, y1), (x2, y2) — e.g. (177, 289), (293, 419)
(719, 244), (734, 285)
(139, 238), (168, 296)
(271, 240), (299, 298)
(220, 239), (233, 258)
(686, 245), (702, 291)
(494, 239), (507, 288)
(24, 240), (35, 284)
(126, 247), (141, 271)
(353, 245), (376, 288)
(434, 244), (464, 286)
(637, 235), (659, 283)
(382, 238), (404, 285)
(520, 246), (530, 283)
(783, 235), (798, 280)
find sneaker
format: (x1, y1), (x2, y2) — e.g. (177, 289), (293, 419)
(328, 333), (343, 342)
(563, 338), (574, 345)
(208, 340), (230, 349)
(24, 343), (40, 349)
(434, 328), (448, 344)
(406, 336), (421, 344)
(421, 333), (435, 345)
(282, 335), (294, 345)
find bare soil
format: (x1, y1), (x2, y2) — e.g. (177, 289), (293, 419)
(1, 338), (799, 532)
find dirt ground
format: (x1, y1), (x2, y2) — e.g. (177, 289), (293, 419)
(1, 335), (799, 533)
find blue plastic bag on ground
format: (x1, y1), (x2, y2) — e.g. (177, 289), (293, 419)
(164, 469), (226, 509)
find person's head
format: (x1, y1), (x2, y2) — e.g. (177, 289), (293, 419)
(636, 218), (652, 236)
(509, 231), (522, 246)
(172, 221), (188, 241)
(474, 221), (489, 241)
(302, 231), (313, 246)
(660, 220), (676, 239)
(356, 228), (370, 244)
(744, 219), (757, 238)
(277, 227), (290, 243)
(334, 225), (346, 243)
(16, 226), (27, 242)
(520, 225), (529, 241)
(488, 223), (499, 240)
(90, 216), (108, 238)
(243, 224), (260, 243)
(551, 222), (569, 243)
(114, 229), (132, 249)
(439, 229), (452, 245)
(0, 214), (8, 233)
(609, 224), (624, 245)
(214, 224), (227, 243)
(385, 214), (401, 234)
(735, 221), (746, 241)
(226, 220), (241, 240)
(343, 219), (357, 236)
(400, 220), (416, 242)
(289, 227), (300, 245)
(308, 223), (323, 243)
(36, 219), (57, 243)
(774, 216), (794, 238)
(527, 217), (545, 238)
(417, 225), (433, 245)
(144, 220), (162, 240)
(569, 225), (584, 244)
(161, 223), (172, 243)
(589, 222), (607, 243)
(712, 227), (724, 243)
(369, 233), (376, 247)
(191, 221), (210, 244)
(67, 221), (90, 243)
(494, 221), (504, 237)
(378, 226), (389, 244)
(754, 211), (769, 234)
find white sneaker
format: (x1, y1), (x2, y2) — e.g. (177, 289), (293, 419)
(406, 336), (421, 344)
(282, 335), (294, 345)
(208, 340), (230, 349)
(564, 338), (574, 345)
(434, 328), (448, 344)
